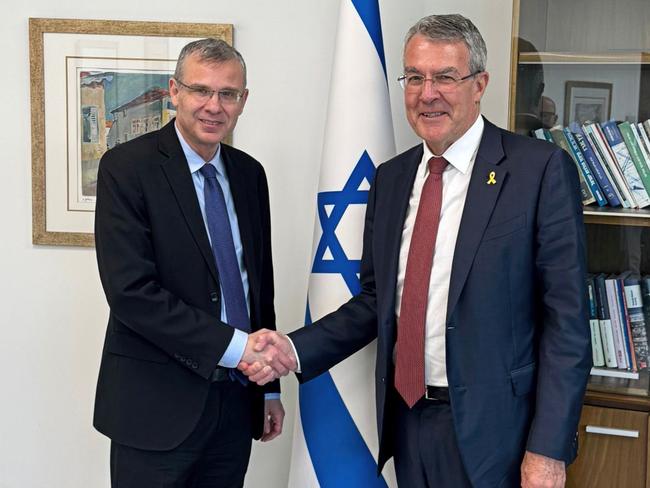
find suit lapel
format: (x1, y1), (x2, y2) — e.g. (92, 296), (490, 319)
(158, 122), (219, 284)
(446, 120), (507, 317)
(379, 145), (422, 321)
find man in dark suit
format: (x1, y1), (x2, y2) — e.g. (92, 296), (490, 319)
(93, 38), (294, 488)
(243, 14), (591, 488)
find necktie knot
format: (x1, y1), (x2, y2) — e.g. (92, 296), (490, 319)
(428, 157), (448, 176)
(199, 163), (218, 179)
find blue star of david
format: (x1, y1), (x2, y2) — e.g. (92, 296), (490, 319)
(312, 150), (376, 296)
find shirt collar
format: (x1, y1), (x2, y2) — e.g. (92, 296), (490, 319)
(174, 122), (224, 175)
(422, 115), (484, 175)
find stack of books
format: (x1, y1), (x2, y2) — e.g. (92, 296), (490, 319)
(534, 120), (650, 209)
(587, 273), (650, 375)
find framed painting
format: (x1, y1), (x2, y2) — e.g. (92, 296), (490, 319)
(564, 80), (613, 127)
(29, 18), (233, 246)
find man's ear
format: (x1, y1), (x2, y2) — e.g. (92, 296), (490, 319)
(473, 71), (490, 103)
(169, 78), (180, 107)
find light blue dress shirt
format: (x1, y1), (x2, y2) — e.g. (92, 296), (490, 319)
(175, 126), (280, 399)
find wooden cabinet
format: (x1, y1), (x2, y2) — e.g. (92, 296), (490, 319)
(567, 398), (649, 488)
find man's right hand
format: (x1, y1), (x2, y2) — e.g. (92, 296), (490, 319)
(238, 330), (297, 385)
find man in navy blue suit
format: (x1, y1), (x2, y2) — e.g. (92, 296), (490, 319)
(243, 14), (591, 488)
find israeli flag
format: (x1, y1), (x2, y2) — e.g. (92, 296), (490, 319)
(287, 0), (396, 486)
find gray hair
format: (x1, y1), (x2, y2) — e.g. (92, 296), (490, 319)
(404, 14), (487, 74)
(174, 38), (247, 86)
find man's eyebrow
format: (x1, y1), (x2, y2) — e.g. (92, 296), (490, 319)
(402, 66), (460, 75)
(183, 82), (240, 92)
(183, 82), (210, 89)
(403, 66), (422, 74)
(436, 67), (459, 75)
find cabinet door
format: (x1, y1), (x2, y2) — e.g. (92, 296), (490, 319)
(567, 405), (648, 488)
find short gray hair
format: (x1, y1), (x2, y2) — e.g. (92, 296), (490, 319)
(404, 14), (487, 74)
(174, 38), (247, 86)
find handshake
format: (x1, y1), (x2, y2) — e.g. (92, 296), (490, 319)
(238, 329), (298, 385)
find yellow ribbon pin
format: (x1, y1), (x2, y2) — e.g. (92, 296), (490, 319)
(487, 171), (496, 185)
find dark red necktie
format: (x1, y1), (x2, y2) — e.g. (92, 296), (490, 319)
(395, 156), (448, 408)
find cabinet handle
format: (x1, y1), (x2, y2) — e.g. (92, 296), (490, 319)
(585, 425), (639, 438)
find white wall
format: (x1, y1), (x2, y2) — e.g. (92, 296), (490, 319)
(0, 1), (512, 487)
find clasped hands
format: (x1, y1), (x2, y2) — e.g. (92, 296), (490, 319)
(238, 329), (297, 384)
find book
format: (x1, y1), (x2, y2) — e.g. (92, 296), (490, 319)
(637, 122), (650, 165)
(570, 123), (621, 207)
(563, 127), (606, 206)
(631, 123), (650, 179)
(587, 275), (606, 367)
(639, 276), (650, 366)
(623, 275), (650, 370)
(533, 128), (554, 143)
(639, 119), (650, 137)
(619, 122), (650, 196)
(615, 273), (637, 371)
(594, 273), (618, 368)
(604, 275), (629, 369)
(549, 128), (596, 205)
(584, 123), (634, 208)
(601, 121), (650, 208)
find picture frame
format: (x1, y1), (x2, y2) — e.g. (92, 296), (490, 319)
(564, 80), (613, 127)
(29, 18), (233, 246)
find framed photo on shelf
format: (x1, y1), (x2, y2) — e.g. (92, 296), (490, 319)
(564, 80), (613, 127)
(29, 18), (232, 246)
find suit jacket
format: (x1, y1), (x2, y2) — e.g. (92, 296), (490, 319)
(93, 120), (278, 450)
(289, 118), (591, 487)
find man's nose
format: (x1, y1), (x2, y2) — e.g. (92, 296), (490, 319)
(419, 78), (441, 101)
(204, 92), (224, 111)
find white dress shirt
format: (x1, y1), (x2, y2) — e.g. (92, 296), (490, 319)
(395, 115), (484, 387)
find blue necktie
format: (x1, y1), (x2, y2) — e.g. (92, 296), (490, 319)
(200, 164), (249, 383)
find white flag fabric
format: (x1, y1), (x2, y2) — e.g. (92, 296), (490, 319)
(288, 0), (396, 486)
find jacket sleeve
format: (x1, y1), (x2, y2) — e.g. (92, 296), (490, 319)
(526, 148), (592, 463)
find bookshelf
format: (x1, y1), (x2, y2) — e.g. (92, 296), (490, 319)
(511, 0), (650, 486)
(519, 52), (650, 65)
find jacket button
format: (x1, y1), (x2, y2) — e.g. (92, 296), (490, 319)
(192, 362), (199, 369)
(174, 353), (182, 360)
(210, 292), (218, 303)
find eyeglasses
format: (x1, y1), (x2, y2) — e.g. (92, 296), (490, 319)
(397, 71), (482, 92)
(175, 79), (244, 104)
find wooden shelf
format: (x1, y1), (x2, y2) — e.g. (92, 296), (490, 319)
(587, 371), (650, 403)
(585, 389), (650, 412)
(519, 51), (650, 64)
(584, 206), (650, 227)
(591, 367), (640, 380)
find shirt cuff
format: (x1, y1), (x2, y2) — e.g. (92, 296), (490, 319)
(218, 329), (248, 368)
(286, 336), (302, 373)
(264, 393), (281, 400)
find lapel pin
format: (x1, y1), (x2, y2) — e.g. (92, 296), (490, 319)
(486, 171), (496, 185)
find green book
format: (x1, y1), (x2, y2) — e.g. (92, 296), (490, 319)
(619, 121), (650, 195)
(549, 128), (595, 205)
